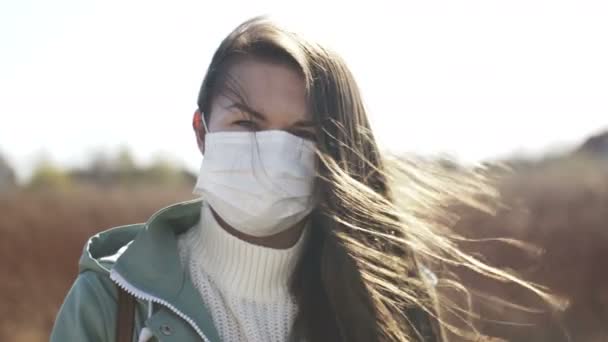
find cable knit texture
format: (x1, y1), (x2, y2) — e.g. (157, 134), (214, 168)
(177, 202), (307, 342)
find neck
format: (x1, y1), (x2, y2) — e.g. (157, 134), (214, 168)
(209, 207), (309, 249)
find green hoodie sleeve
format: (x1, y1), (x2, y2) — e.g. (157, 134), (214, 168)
(50, 270), (119, 342)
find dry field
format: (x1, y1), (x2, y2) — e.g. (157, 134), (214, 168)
(0, 186), (196, 341)
(1, 157), (606, 341)
(449, 157), (608, 341)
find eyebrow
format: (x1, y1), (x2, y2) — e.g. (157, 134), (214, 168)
(229, 102), (316, 129)
(229, 102), (267, 122)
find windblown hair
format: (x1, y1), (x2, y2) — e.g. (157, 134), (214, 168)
(196, 17), (563, 342)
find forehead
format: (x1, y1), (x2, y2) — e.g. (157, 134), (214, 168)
(220, 58), (310, 122)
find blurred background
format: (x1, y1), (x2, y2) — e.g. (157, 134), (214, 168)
(1, 0), (607, 341)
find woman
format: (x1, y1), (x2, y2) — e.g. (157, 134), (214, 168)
(51, 17), (556, 342)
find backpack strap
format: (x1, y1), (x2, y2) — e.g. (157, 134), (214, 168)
(116, 285), (136, 342)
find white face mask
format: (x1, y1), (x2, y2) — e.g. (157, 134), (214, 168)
(193, 128), (317, 237)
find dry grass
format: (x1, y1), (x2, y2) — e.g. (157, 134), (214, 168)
(448, 156), (608, 341)
(0, 186), (195, 341)
(1, 157), (607, 341)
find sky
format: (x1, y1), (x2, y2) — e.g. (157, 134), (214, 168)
(1, 0), (607, 182)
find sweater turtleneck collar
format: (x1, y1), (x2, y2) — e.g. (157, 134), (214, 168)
(186, 202), (308, 302)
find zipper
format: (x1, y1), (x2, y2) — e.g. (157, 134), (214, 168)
(110, 268), (210, 342)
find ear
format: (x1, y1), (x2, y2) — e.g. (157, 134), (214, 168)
(193, 110), (205, 154)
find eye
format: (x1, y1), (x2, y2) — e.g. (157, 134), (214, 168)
(292, 130), (317, 141)
(233, 120), (258, 130)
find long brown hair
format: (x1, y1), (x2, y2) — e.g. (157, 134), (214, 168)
(196, 17), (562, 342)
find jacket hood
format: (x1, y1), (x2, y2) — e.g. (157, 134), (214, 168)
(78, 198), (203, 276)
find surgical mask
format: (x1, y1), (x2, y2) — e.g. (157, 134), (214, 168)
(193, 125), (317, 237)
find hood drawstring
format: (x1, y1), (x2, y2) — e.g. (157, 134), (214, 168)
(136, 301), (154, 342)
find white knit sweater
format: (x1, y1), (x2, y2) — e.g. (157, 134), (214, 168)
(177, 202), (308, 342)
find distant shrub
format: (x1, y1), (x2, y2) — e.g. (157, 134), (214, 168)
(27, 160), (71, 191)
(0, 153), (16, 193)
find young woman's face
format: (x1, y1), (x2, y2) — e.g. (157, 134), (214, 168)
(196, 58), (316, 153)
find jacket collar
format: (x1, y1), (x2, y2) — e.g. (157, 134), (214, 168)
(112, 199), (201, 297)
(110, 199), (221, 342)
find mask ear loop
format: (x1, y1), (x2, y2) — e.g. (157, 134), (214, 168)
(193, 110), (210, 134)
(200, 111), (209, 133)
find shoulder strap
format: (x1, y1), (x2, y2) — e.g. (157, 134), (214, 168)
(116, 285), (136, 342)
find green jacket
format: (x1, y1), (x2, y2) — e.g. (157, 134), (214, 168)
(50, 199), (222, 342)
